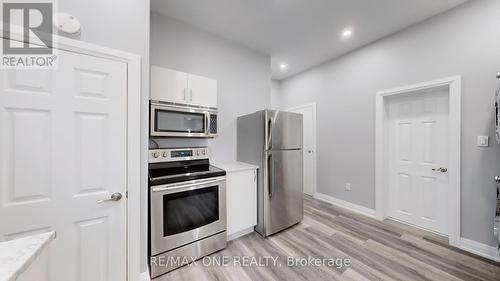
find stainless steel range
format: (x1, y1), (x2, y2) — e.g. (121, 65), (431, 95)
(148, 147), (227, 279)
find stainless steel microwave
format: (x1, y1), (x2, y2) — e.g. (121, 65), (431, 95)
(150, 101), (217, 138)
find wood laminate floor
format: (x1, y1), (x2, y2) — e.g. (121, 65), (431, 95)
(158, 195), (500, 281)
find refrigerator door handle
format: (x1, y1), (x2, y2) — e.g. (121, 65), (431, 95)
(267, 153), (273, 198)
(267, 117), (273, 150)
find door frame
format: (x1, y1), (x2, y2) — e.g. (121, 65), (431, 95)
(1, 29), (143, 280)
(286, 103), (317, 196)
(375, 76), (461, 246)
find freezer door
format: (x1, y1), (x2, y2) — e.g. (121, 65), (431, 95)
(264, 149), (303, 235)
(265, 110), (303, 150)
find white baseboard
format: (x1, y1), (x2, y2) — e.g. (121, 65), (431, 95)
(227, 227), (254, 241)
(140, 271), (151, 281)
(313, 192), (376, 219)
(459, 238), (500, 262)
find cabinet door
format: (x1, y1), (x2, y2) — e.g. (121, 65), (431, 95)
(226, 169), (257, 236)
(151, 66), (188, 103)
(187, 74), (217, 107)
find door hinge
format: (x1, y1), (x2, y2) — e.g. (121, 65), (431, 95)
(126, 191), (128, 198)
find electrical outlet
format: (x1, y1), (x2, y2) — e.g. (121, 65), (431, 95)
(345, 183), (351, 191)
(477, 136), (489, 147)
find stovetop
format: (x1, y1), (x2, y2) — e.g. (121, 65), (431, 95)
(149, 159), (226, 186)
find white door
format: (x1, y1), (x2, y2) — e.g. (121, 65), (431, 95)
(187, 73), (217, 107)
(0, 49), (128, 281)
(387, 89), (449, 234)
(288, 104), (316, 196)
(151, 66), (188, 104)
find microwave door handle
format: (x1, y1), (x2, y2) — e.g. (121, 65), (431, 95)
(205, 114), (209, 135)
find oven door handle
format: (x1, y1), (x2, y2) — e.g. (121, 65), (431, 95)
(150, 170), (216, 182)
(152, 176), (225, 193)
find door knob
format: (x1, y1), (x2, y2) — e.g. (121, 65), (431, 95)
(97, 192), (122, 203)
(432, 167), (448, 173)
(495, 176), (500, 183)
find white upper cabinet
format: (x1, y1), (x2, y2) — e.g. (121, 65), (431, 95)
(187, 73), (217, 108)
(151, 66), (188, 104)
(151, 65), (217, 108)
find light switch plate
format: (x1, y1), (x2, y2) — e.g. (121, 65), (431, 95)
(477, 136), (489, 147)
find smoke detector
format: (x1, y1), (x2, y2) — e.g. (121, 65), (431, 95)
(54, 13), (81, 35)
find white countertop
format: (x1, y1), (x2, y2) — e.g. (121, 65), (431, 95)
(0, 231), (56, 281)
(213, 161), (258, 173)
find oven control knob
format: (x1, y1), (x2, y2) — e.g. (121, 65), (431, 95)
(153, 152), (160, 158)
(196, 150), (200, 156)
(162, 152), (168, 158)
(202, 150), (206, 155)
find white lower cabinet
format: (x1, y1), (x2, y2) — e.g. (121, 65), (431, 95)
(215, 162), (258, 240)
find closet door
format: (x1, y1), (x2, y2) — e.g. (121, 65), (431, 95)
(0, 47), (128, 281)
(387, 90), (449, 235)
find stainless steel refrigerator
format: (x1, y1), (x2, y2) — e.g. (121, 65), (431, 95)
(237, 110), (303, 237)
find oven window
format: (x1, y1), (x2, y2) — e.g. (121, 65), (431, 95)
(163, 186), (219, 236)
(155, 109), (205, 133)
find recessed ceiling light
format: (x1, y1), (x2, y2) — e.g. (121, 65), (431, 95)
(279, 63), (288, 71)
(341, 28), (353, 39)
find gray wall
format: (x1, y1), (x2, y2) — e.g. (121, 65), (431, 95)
(274, 0), (500, 246)
(56, 0), (150, 273)
(150, 13), (271, 164)
(58, 0), (149, 59)
(270, 79), (281, 110)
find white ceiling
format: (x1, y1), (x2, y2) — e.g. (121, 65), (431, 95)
(151, 0), (468, 80)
